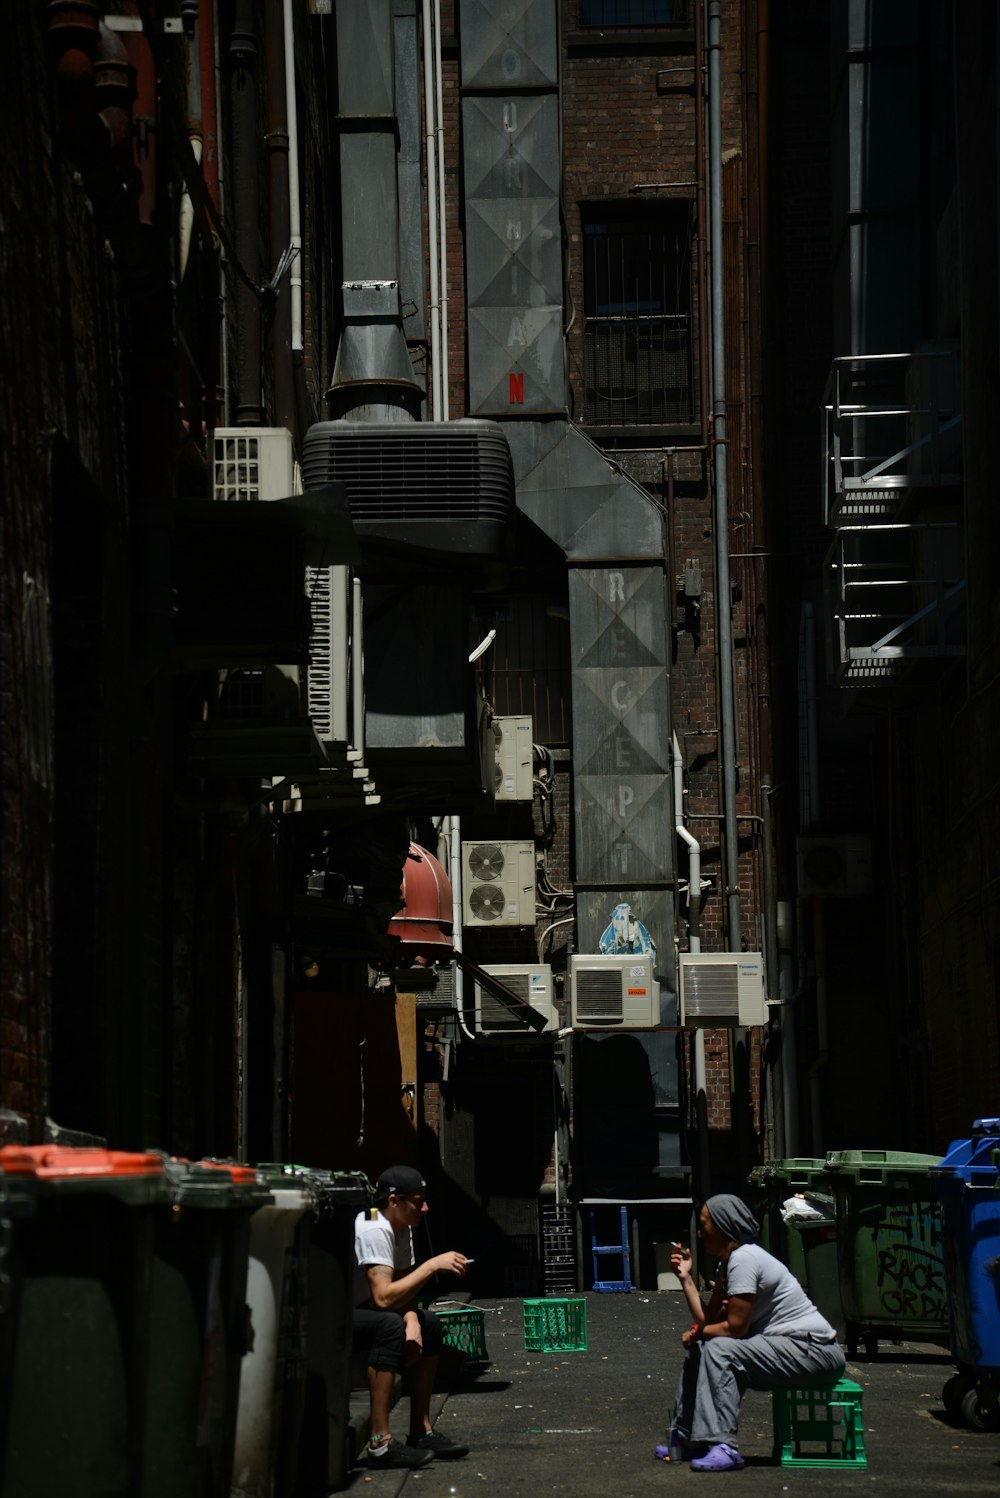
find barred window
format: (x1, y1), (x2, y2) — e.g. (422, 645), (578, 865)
(581, 202), (696, 428)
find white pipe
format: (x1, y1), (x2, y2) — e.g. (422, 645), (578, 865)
(282, 0), (303, 351)
(433, 0), (448, 417)
(674, 730), (709, 1198)
(421, 0), (442, 416)
(673, 732), (701, 955)
(448, 814), (463, 1018)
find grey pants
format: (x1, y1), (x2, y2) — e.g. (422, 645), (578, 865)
(673, 1333), (846, 1447)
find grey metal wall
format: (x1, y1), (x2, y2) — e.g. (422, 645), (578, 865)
(460, 0), (566, 412)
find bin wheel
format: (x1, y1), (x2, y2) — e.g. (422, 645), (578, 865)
(960, 1384), (1000, 1433)
(943, 1372), (975, 1417)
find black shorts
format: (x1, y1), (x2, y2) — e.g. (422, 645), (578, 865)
(352, 1306), (444, 1373)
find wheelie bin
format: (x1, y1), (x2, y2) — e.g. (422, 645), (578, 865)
(143, 1158), (272, 1498)
(0, 1145), (168, 1498)
(928, 1118), (1000, 1431)
(824, 1148), (947, 1358)
(231, 1165), (316, 1498)
(294, 1170), (371, 1495)
(748, 1159), (843, 1335)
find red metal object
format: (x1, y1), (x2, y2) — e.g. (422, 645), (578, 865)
(388, 842), (454, 959)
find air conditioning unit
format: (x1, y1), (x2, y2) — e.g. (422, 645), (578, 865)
(461, 841), (535, 927)
(677, 952), (767, 1027)
(474, 964), (558, 1035)
(493, 716), (533, 802)
(796, 835), (873, 899)
(569, 954), (659, 1029)
(212, 427), (296, 503)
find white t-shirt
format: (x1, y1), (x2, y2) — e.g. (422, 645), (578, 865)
(353, 1209), (414, 1308)
(724, 1243), (837, 1340)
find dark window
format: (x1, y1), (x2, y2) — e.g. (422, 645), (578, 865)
(581, 202), (696, 428)
(579, 1), (689, 26)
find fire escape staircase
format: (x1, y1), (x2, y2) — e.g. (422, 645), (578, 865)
(821, 347), (965, 688)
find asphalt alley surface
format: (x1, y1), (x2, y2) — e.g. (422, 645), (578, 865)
(343, 1290), (1000, 1497)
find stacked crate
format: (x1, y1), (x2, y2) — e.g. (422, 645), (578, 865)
(541, 1202), (577, 1294)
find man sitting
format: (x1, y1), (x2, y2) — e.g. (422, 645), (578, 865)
(353, 1164), (472, 1469)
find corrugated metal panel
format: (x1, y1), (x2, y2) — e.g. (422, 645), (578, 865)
(463, 94), (566, 413)
(459, 0), (558, 90)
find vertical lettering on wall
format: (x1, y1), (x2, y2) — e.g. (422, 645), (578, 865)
(608, 571), (625, 604)
(509, 371), (525, 404)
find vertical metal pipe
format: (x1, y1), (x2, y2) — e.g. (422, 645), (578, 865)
(352, 577), (365, 759)
(421, 0), (441, 415)
(282, 0), (302, 354)
(433, 0), (448, 416)
(264, 0), (295, 433)
(707, 0), (741, 949)
(230, 1), (264, 425)
(694, 0), (710, 447)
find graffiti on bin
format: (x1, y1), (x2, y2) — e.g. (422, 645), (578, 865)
(872, 1205), (946, 1321)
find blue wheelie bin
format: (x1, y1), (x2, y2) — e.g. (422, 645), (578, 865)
(929, 1118), (1000, 1431)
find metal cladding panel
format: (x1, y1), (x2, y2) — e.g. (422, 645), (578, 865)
(364, 583), (468, 750)
(568, 564), (673, 881)
(459, 0), (558, 90)
(339, 134), (400, 282)
(337, 0), (395, 117)
(463, 94), (566, 414)
(501, 421), (663, 559)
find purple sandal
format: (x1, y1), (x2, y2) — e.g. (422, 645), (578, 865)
(689, 1442), (745, 1472)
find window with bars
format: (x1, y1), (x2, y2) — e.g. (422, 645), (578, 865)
(581, 202), (696, 429)
(579, 1), (689, 27)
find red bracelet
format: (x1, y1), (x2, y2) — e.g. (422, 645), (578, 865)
(688, 1322), (702, 1340)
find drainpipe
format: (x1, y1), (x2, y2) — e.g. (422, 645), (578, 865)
(433, 0), (448, 416)
(799, 600), (826, 1150)
(283, 0), (303, 358)
(264, 0), (295, 433)
(421, 0), (442, 416)
(179, 7), (202, 282)
(674, 731), (710, 1197)
(694, 0), (710, 448)
(229, 1), (264, 426)
(706, 0), (741, 951)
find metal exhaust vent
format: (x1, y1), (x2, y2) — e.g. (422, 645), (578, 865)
(301, 420), (515, 556)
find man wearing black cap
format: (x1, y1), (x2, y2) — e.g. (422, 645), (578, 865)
(353, 1164), (472, 1469)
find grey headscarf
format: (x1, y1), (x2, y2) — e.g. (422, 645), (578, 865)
(705, 1193), (760, 1245)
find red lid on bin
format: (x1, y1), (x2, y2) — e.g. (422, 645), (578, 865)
(0, 1145), (165, 1178)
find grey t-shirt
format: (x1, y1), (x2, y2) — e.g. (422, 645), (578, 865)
(724, 1243), (837, 1339)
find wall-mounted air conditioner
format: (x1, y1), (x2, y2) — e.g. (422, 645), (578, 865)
(474, 963), (558, 1035)
(796, 835), (872, 899)
(677, 952), (767, 1027)
(212, 427), (296, 503)
(493, 716), (533, 802)
(569, 954), (659, 1029)
(461, 841), (535, 927)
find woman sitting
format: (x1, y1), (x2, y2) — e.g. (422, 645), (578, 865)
(666, 1193), (845, 1472)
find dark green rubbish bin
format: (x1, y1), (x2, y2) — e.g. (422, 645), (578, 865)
(825, 1148), (947, 1358)
(294, 1170), (371, 1495)
(0, 1144), (168, 1498)
(232, 1166), (317, 1498)
(748, 1159), (842, 1335)
(143, 1159), (272, 1498)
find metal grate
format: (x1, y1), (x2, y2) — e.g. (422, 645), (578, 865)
(682, 963), (740, 1021)
(581, 204), (695, 427)
(574, 970), (624, 1022)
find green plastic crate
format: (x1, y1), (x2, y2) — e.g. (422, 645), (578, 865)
(772, 1377), (867, 1469)
(523, 1297), (588, 1353)
(435, 1306), (488, 1362)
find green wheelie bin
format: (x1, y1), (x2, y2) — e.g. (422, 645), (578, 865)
(0, 1145), (168, 1498)
(747, 1158), (843, 1335)
(825, 1148), (947, 1358)
(143, 1159), (272, 1498)
(294, 1170), (371, 1495)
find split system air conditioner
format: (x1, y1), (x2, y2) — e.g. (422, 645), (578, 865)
(569, 954), (659, 1029)
(212, 427), (297, 503)
(677, 952), (767, 1028)
(461, 841), (536, 927)
(474, 963), (558, 1035)
(493, 716), (533, 802)
(796, 835), (873, 899)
